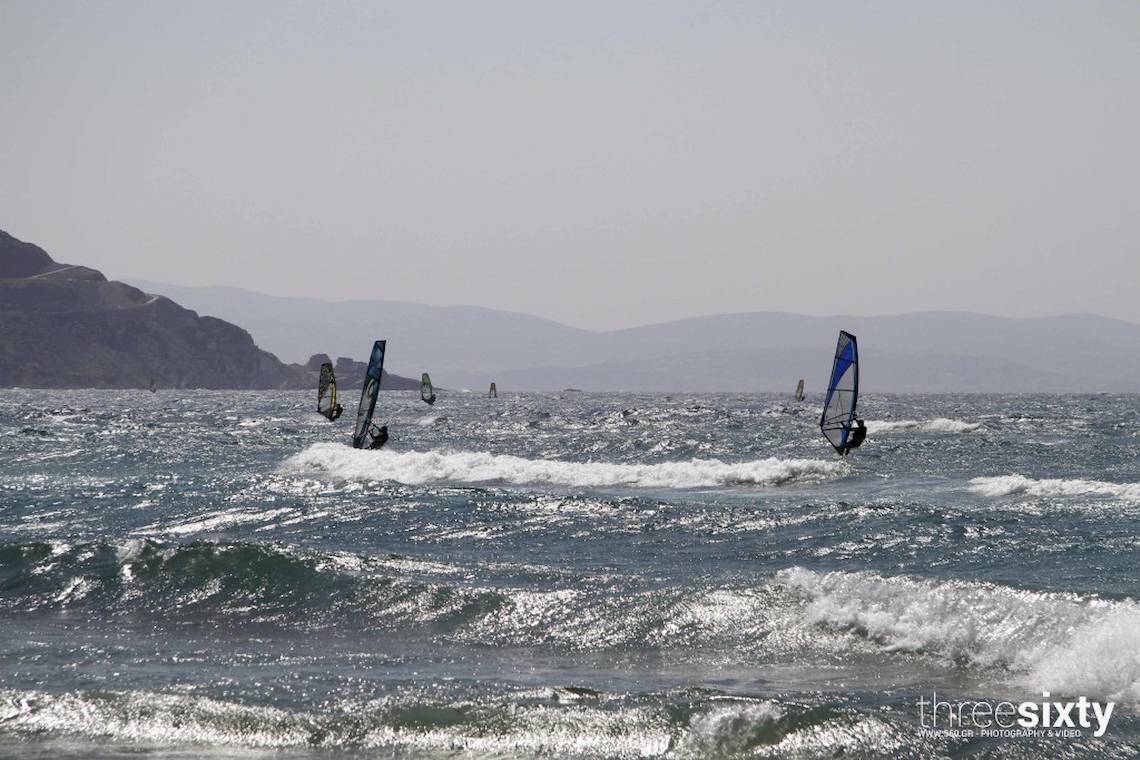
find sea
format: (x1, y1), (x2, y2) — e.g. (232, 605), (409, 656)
(1, 389), (1138, 758)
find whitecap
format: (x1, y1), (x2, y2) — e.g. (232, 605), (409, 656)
(779, 567), (1140, 703)
(866, 418), (981, 434)
(969, 474), (1140, 502)
(281, 443), (846, 490)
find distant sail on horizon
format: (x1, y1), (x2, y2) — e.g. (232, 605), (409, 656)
(317, 362), (338, 421)
(352, 341), (386, 449)
(794, 378), (805, 401)
(820, 331), (859, 454)
(420, 372), (436, 405)
(489, 382), (497, 398)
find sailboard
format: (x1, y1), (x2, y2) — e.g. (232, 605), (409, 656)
(794, 378), (805, 402)
(420, 372), (436, 405)
(352, 340), (386, 449)
(820, 331), (859, 454)
(318, 362), (338, 420)
(489, 382), (497, 398)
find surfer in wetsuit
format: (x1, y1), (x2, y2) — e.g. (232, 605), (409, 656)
(331, 403), (344, 421)
(367, 424), (389, 449)
(844, 419), (867, 453)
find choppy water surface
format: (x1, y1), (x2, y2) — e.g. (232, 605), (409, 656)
(1, 390), (1139, 758)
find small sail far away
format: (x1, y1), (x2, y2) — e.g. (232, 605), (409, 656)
(317, 362), (342, 421)
(794, 378), (805, 401)
(421, 373), (436, 405)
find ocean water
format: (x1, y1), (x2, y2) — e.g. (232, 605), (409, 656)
(1, 389), (1138, 758)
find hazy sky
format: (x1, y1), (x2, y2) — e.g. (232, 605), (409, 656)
(2, 1), (1137, 330)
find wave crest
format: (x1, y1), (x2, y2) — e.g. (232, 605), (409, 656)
(0, 540), (783, 650)
(866, 418), (981, 434)
(282, 443), (845, 489)
(969, 474), (1140, 502)
(0, 687), (908, 755)
(779, 567), (1140, 703)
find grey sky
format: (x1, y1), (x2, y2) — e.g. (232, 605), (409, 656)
(1, 1), (1137, 330)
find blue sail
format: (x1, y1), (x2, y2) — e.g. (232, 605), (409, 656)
(820, 331), (859, 454)
(352, 340), (387, 449)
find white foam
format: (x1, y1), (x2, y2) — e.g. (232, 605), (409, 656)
(672, 700), (785, 757)
(54, 577), (93, 604)
(281, 443), (845, 489)
(866, 418), (981, 434)
(780, 567), (1140, 703)
(970, 474), (1140, 502)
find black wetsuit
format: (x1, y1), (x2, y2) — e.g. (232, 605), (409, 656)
(844, 420), (867, 453)
(331, 404), (344, 421)
(368, 424), (389, 450)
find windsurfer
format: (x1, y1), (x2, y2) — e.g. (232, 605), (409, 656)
(844, 419), (867, 453)
(368, 424), (389, 449)
(331, 404), (344, 421)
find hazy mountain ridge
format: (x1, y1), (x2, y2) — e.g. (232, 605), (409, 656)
(125, 280), (596, 378)
(128, 280), (1140, 392)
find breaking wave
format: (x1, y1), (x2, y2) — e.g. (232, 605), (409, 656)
(0, 686), (677, 754)
(780, 567), (1140, 703)
(866, 418), (981, 434)
(282, 443), (845, 489)
(0, 687), (911, 756)
(969, 474), (1140, 502)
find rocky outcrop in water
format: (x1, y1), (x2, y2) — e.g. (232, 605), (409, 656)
(302, 353), (419, 391)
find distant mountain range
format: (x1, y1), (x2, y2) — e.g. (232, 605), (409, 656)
(33, 223), (1136, 394)
(128, 280), (1140, 393)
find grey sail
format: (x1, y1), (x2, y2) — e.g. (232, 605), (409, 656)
(318, 362), (338, 421)
(820, 331), (859, 454)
